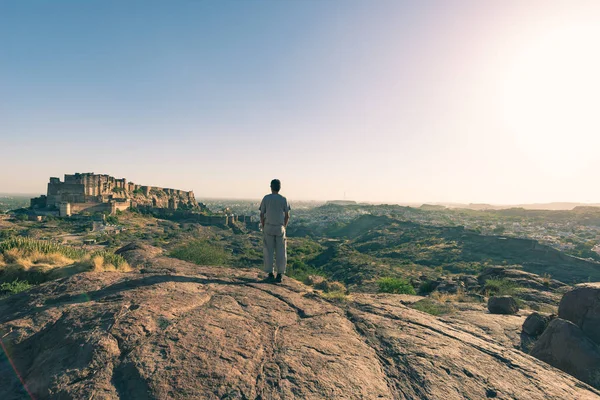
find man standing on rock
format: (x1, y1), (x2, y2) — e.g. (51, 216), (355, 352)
(260, 179), (291, 283)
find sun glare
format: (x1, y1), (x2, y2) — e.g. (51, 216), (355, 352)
(502, 22), (600, 176)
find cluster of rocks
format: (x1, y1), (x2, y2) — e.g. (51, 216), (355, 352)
(523, 283), (600, 389)
(416, 266), (567, 312)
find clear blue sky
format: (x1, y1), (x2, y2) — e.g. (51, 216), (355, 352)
(2, 1), (600, 203)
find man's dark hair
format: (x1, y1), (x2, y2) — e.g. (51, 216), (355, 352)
(270, 179), (281, 192)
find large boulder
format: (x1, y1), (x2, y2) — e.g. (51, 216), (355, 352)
(530, 318), (600, 389)
(558, 283), (600, 345)
(522, 312), (555, 336)
(488, 295), (519, 315)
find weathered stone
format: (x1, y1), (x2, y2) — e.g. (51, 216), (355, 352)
(478, 267), (568, 292)
(558, 283), (600, 345)
(435, 279), (465, 294)
(458, 275), (479, 289)
(531, 318), (600, 389)
(0, 246), (598, 399)
(522, 312), (554, 336)
(488, 295), (519, 315)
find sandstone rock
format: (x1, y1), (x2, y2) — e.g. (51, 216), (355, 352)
(440, 303), (527, 349)
(515, 288), (561, 310)
(0, 246), (598, 399)
(467, 293), (485, 302)
(435, 279), (465, 294)
(523, 312), (555, 336)
(458, 275), (479, 289)
(478, 267), (568, 292)
(558, 283), (600, 345)
(530, 318), (600, 389)
(488, 295), (519, 315)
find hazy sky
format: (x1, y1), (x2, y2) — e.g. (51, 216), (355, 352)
(2, 1), (600, 204)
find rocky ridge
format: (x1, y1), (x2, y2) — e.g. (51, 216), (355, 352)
(0, 245), (598, 399)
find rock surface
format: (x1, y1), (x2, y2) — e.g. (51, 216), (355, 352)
(0, 246), (598, 399)
(558, 283), (600, 345)
(523, 312), (555, 336)
(478, 267), (568, 292)
(434, 278), (465, 294)
(440, 303), (527, 349)
(530, 318), (600, 390)
(488, 295), (520, 315)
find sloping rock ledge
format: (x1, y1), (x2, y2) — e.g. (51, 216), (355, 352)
(0, 245), (598, 399)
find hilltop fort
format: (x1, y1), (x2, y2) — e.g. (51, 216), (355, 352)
(30, 173), (199, 216)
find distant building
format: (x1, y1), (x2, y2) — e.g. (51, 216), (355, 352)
(30, 172), (199, 217)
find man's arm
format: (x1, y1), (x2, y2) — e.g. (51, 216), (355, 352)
(259, 197), (265, 228)
(284, 211), (290, 228)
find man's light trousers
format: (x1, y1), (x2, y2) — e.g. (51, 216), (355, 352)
(263, 224), (287, 274)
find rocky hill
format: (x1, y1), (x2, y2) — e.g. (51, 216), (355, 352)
(309, 215), (600, 285)
(0, 245), (598, 399)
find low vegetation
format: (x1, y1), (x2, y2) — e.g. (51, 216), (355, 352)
(169, 240), (232, 266)
(304, 275), (347, 293)
(377, 277), (416, 295)
(0, 279), (32, 297)
(0, 237), (130, 286)
(319, 290), (350, 302)
(411, 298), (454, 316)
(484, 278), (517, 296)
(418, 279), (438, 294)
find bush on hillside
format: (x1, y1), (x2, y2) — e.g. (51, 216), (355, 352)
(419, 279), (438, 294)
(169, 240), (232, 266)
(0, 279), (31, 297)
(411, 298), (454, 316)
(484, 278), (517, 296)
(377, 277), (416, 295)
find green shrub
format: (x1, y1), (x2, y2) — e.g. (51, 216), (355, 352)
(377, 277), (416, 295)
(419, 279), (437, 294)
(484, 278), (516, 296)
(90, 251), (128, 268)
(105, 215), (119, 224)
(0, 279), (31, 297)
(170, 240), (232, 266)
(287, 260), (325, 283)
(411, 298), (454, 316)
(0, 237), (87, 259)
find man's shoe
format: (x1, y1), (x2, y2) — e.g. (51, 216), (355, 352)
(264, 273), (275, 283)
(275, 274), (283, 283)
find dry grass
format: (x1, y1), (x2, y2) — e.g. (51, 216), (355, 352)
(0, 248), (131, 285)
(30, 251), (73, 267)
(76, 254), (131, 273)
(430, 289), (473, 303)
(304, 275), (347, 294)
(319, 291), (351, 302)
(1, 249), (74, 272)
